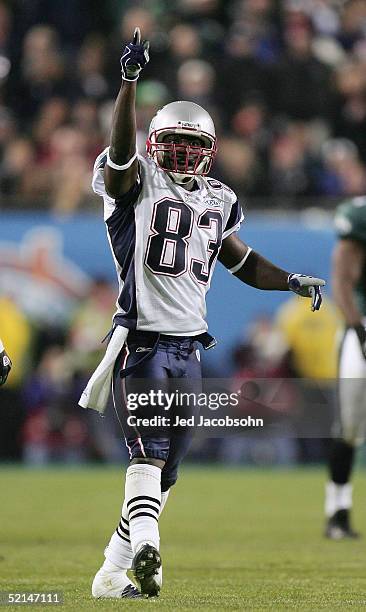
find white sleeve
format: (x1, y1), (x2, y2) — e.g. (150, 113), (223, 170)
(92, 147), (109, 196)
(92, 147), (142, 196)
(222, 200), (245, 239)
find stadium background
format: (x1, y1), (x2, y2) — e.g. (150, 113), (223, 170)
(2, 2), (366, 609)
(1, 0), (366, 465)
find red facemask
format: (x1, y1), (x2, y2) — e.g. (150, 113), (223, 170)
(146, 127), (217, 176)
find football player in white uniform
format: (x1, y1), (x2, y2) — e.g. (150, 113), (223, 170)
(87, 28), (325, 599)
(0, 338), (11, 386)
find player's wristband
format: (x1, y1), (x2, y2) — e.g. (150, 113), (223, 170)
(229, 248), (252, 274)
(107, 149), (137, 171)
(122, 73), (140, 82)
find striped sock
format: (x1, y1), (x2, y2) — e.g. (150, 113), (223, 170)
(125, 464), (161, 554)
(104, 500), (133, 569)
(104, 477), (170, 569)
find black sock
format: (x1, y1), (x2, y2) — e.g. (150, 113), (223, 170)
(329, 439), (355, 485)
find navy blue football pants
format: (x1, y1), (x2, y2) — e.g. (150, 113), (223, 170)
(112, 331), (202, 492)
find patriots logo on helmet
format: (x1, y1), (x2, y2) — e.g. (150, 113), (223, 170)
(177, 120), (201, 129)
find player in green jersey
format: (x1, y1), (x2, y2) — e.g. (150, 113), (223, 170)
(325, 196), (366, 539)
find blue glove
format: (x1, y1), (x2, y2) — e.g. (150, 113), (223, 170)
(288, 273), (325, 311)
(120, 27), (150, 82)
(0, 349), (12, 385)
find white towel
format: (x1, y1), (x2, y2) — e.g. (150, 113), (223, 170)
(78, 325), (129, 414)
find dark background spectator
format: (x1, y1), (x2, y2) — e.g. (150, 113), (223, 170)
(0, 0), (366, 211)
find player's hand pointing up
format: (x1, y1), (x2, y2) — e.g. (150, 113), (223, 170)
(120, 27), (150, 82)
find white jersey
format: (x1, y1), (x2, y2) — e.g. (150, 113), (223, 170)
(92, 148), (244, 335)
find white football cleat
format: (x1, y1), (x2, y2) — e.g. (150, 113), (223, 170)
(92, 566), (142, 599)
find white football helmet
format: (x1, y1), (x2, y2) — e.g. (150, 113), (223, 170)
(146, 100), (217, 184)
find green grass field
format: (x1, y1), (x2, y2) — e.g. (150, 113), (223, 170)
(0, 466), (365, 611)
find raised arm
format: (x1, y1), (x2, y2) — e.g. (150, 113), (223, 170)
(219, 232), (325, 311)
(104, 28), (149, 199)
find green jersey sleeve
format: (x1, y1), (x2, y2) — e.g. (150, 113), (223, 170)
(334, 197), (366, 243)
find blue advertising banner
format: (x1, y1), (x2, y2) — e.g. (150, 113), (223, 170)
(0, 212), (334, 366)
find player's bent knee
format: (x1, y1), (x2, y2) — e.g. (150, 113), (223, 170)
(340, 433), (356, 446)
(161, 472), (178, 492)
(341, 425), (364, 447)
(130, 457), (166, 469)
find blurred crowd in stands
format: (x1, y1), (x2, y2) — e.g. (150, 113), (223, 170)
(0, 0), (366, 211)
